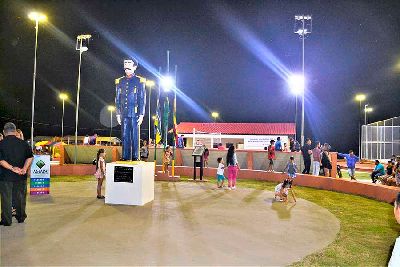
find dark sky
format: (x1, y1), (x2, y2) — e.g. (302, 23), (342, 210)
(1, 0), (399, 153)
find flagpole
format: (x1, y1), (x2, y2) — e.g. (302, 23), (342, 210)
(155, 66), (162, 173)
(172, 64), (177, 177)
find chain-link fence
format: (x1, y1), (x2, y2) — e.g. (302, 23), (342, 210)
(361, 116), (400, 160)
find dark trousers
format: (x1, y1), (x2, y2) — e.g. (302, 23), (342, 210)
(302, 158), (311, 174)
(371, 171), (380, 183)
(121, 116), (139, 160)
(0, 180), (27, 225)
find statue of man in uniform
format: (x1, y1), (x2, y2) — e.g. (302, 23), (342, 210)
(115, 58), (146, 161)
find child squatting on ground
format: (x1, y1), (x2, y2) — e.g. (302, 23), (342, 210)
(94, 148), (106, 199)
(216, 157), (225, 188)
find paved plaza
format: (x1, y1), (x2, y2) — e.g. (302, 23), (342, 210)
(1, 181), (340, 266)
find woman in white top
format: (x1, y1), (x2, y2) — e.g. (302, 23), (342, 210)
(94, 149), (106, 199)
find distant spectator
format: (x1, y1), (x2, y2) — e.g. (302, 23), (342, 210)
(267, 140), (276, 172)
(391, 155), (397, 165)
(289, 137), (295, 152)
(0, 133), (3, 142)
(195, 139), (202, 146)
(140, 140), (149, 162)
(389, 192), (400, 266)
(301, 138), (312, 174)
(177, 135), (185, 148)
(163, 146), (173, 174)
(338, 150), (360, 180)
(387, 160), (394, 176)
(217, 143), (225, 150)
(371, 160), (385, 183)
(216, 157), (225, 189)
(283, 142), (290, 152)
(321, 143), (332, 177)
(275, 137), (282, 151)
(312, 141), (322, 176)
(283, 156), (297, 180)
(89, 134), (98, 145)
(294, 140), (301, 152)
(83, 135), (89, 145)
(203, 148), (209, 168)
(226, 145), (239, 190)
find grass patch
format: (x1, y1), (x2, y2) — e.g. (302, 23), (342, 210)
(341, 170), (371, 181)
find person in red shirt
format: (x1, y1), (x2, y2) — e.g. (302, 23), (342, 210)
(267, 140), (276, 172)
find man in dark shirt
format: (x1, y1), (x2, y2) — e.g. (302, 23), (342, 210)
(301, 138), (313, 174)
(0, 122), (33, 226)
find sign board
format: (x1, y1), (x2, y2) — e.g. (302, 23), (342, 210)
(192, 146), (205, 156)
(114, 166), (134, 183)
(243, 136), (289, 150)
(30, 155), (51, 195)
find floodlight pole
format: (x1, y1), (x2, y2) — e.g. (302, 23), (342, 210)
(30, 19), (39, 150)
(301, 16), (305, 146)
(74, 34), (91, 164)
(61, 98), (65, 142)
(294, 15), (311, 146)
(109, 110), (113, 145)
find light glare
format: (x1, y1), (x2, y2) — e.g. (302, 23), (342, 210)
(161, 76), (174, 92)
(288, 74), (305, 95)
(28, 12), (47, 22)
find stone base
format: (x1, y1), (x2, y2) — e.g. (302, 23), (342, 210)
(155, 171), (180, 181)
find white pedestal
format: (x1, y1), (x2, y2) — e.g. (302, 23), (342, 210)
(105, 161), (155, 206)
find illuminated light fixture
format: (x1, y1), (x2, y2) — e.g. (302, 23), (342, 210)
(152, 115), (156, 120)
(365, 107), (373, 113)
(288, 74), (305, 95)
(28, 11), (47, 22)
(211, 112), (219, 118)
(107, 105), (116, 112)
(355, 94), (366, 102)
(161, 76), (174, 92)
(59, 93), (68, 100)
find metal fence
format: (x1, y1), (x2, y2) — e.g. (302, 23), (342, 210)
(361, 116), (400, 160)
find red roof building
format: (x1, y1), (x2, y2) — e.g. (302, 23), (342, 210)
(176, 122), (295, 135)
(176, 122), (295, 149)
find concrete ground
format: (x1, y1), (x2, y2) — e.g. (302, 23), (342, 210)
(1, 181), (340, 266)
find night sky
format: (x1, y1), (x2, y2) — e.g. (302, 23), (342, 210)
(1, 0), (399, 153)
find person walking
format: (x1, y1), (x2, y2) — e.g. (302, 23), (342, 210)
(226, 145), (239, 190)
(140, 140), (149, 162)
(267, 140), (276, 172)
(0, 122), (33, 226)
(301, 138), (313, 174)
(312, 141), (322, 176)
(338, 150), (360, 180)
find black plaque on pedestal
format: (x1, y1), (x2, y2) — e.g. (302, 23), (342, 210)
(114, 166), (134, 183)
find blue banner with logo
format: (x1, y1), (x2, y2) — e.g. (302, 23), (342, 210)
(30, 155), (51, 195)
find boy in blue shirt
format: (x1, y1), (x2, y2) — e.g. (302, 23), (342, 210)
(338, 150), (359, 180)
(371, 160), (385, 183)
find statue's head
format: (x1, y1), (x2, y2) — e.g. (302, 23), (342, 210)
(124, 58), (138, 76)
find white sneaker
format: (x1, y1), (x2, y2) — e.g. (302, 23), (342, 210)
(227, 187), (232, 190)
(232, 186), (236, 190)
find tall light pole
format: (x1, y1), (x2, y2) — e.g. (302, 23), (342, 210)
(146, 80), (155, 143)
(294, 15), (312, 146)
(211, 112), (219, 122)
(364, 104), (373, 125)
(107, 105), (116, 145)
(59, 93), (68, 142)
(28, 11), (47, 149)
(74, 34), (91, 164)
(355, 94), (366, 156)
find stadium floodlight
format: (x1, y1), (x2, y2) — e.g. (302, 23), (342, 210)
(161, 76), (174, 92)
(288, 74), (305, 95)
